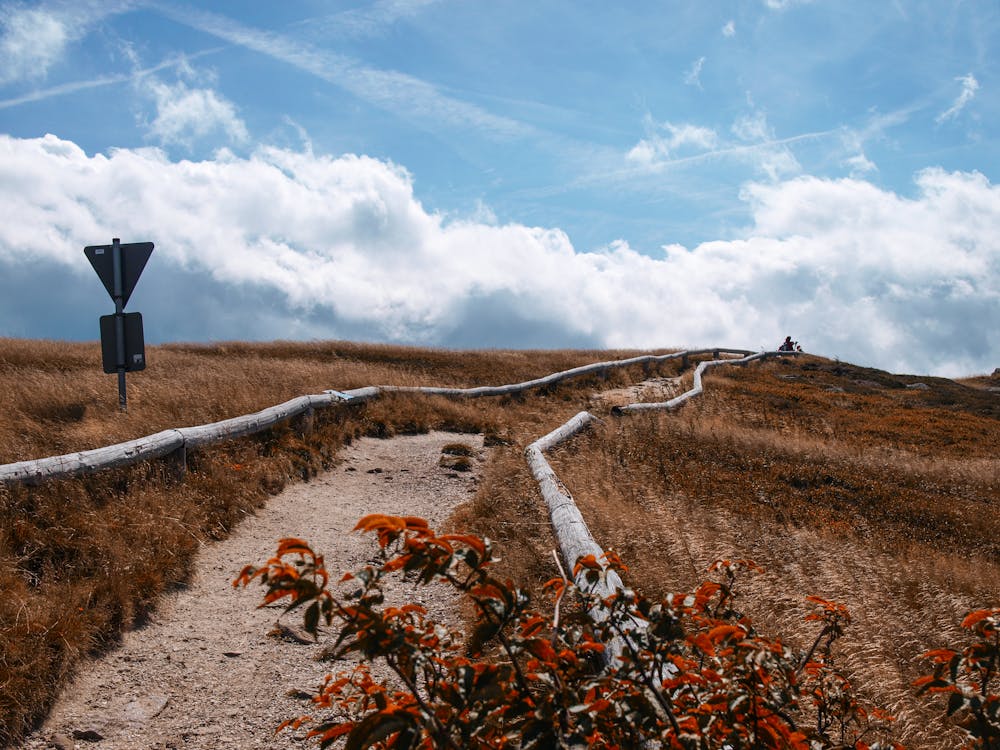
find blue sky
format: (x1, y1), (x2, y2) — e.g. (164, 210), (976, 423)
(1, 1), (998, 376)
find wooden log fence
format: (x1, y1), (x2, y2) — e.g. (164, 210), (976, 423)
(612, 350), (794, 414)
(0, 348), (752, 485)
(523, 350), (798, 664)
(2, 345), (797, 664)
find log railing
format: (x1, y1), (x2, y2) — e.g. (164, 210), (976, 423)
(2, 345), (795, 660)
(0, 348), (753, 485)
(523, 349), (796, 648)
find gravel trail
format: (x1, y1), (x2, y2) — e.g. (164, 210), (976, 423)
(22, 432), (487, 750)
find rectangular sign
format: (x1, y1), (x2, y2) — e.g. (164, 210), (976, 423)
(99, 312), (146, 374)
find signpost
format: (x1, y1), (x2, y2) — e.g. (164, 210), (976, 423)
(85, 238), (154, 411)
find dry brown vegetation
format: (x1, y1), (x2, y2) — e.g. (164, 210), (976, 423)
(1, 338), (998, 748)
(473, 356), (999, 749)
(0, 337), (651, 746)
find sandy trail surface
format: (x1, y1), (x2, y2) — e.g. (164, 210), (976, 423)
(22, 432), (487, 750)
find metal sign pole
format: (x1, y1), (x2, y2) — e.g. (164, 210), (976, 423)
(85, 238), (152, 409)
(111, 237), (127, 411)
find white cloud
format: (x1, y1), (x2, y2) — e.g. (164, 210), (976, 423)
(154, 4), (530, 141)
(627, 121), (718, 164)
(732, 111), (769, 142)
(845, 152), (877, 175)
(763, 0), (814, 9)
(936, 73), (980, 123)
(299, 0), (441, 38)
(137, 75), (249, 147)
(731, 110), (801, 179)
(1, 134), (997, 376)
(722, 20), (736, 37)
(0, 6), (69, 83)
(683, 56), (706, 88)
(0, 1), (131, 85)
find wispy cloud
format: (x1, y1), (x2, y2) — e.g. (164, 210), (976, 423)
(722, 20), (736, 37)
(151, 3), (531, 141)
(617, 109), (807, 182)
(0, 1), (133, 85)
(627, 119), (718, 164)
(845, 152), (877, 175)
(138, 75), (248, 148)
(683, 56), (706, 88)
(293, 0), (442, 39)
(0, 49), (221, 110)
(576, 124), (835, 193)
(762, 0), (814, 9)
(936, 73), (979, 123)
(0, 5), (70, 84)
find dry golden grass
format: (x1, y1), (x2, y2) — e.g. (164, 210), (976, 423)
(1, 341), (997, 749)
(0, 337), (653, 745)
(0, 337), (656, 464)
(507, 356), (999, 749)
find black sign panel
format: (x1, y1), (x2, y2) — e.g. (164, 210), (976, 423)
(85, 241), (154, 307)
(99, 312), (146, 374)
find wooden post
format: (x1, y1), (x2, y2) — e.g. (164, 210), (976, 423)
(165, 443), (187, 483)
(294, 406), (315, 437)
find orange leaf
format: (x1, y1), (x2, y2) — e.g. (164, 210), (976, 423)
(922, 648), (958, 663)
(707, 624), (745, 643)
(276, 537), (314, 557)
(573, 554), (602, 574)
(440, 534), (486, 557)
(690, 632), (715, 655)
(961, 609), (999, 628)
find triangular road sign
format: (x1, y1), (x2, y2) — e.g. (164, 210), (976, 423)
(85, 241), (154, 308)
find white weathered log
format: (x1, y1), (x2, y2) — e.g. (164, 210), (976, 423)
(176, 396), (315, 449)
(522, 348), (792, 668)
(613, 350), (794, 414)
(525, 415), (646, 667)
(381, 348), (754, 399)
(524, 445), (621, 602)
(0, 347), (759, 485)
(337, 386), (381, 401)
(0, 429), (184, 484)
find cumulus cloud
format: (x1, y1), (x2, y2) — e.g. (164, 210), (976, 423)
(0, 5), (69, 84)
(0, 134), (997, 376)
(936, 73), (979, 123)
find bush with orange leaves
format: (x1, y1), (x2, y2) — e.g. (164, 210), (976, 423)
(237, 514), (907, 749)
(915, 608), (1000, 749)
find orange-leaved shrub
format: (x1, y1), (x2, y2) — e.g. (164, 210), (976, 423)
(915, 608), (1000, 749)
(238, 515), (904, 749)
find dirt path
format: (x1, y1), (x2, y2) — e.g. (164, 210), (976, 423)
(22, 432), (487, 750)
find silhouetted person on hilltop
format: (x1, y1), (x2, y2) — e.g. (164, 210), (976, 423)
(778, 336), (796, 352)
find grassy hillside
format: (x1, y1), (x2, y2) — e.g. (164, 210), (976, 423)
(1, 338), (997, 747)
